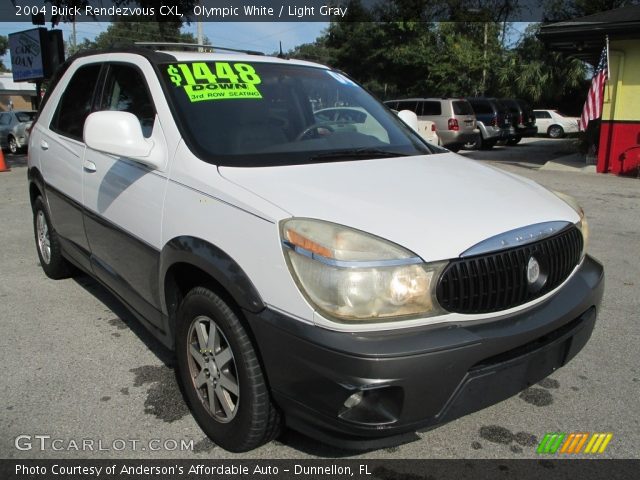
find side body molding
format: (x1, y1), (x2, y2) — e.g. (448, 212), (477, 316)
(159, 236), (266, 319)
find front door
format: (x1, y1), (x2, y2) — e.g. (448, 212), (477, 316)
(82, 62), (168, 328)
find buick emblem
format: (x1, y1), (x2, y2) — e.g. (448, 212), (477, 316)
(527, 256), (541, 285)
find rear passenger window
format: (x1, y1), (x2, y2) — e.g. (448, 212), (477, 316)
(421, 102), (441, 116)
(99, 64), (156, 138)
(535, 111), (552, 119)
(396, 101), (417, 112)
(452, 101), (473, 115)
(51, 64), (101, 140)
(470, 102), (492, 115)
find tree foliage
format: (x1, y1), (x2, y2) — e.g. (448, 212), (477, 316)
(288, 18), (589, 109)
(542, 0), (638, 21)
(69, 21), (197, 55)
(0, 35), (8, 72)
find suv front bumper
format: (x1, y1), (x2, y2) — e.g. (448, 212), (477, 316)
(246, 255), (604, 449)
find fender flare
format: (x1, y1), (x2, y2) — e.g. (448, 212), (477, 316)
(159, 236), (265, 316)
(27, 167), (46, 208)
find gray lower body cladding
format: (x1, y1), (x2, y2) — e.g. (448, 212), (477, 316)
(245, 255), (604, 449)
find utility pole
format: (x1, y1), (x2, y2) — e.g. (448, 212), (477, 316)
(481, 22), (488, 96)
(196, 0), (203, 51)
(72, 18), (76, 53)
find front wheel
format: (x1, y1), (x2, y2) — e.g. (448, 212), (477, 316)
(8, 136), (19, 154)
(176, 287), (281, 452)
(548, 125), (565, 138)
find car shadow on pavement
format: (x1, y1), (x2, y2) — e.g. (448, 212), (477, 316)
(72, 272), (175, 367)
(4, 153), (28, 169)
(72, 272), (408, 457)
(275, 429), (420, 458)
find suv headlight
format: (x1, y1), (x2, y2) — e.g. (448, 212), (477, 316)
(553, 191), (589, 259)
(281, 218), (446, 323)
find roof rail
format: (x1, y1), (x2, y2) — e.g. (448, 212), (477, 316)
(134, 42), (265, 56)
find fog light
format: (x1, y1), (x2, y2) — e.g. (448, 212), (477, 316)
(339, 387), (403, 426)
(343, 391), (364, 409)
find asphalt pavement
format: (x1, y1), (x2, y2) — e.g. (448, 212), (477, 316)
(1, 139), (638, 459)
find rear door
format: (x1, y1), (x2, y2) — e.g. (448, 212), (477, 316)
(534, 111), (552, 131)
(82, 61), (169, 328)
(452, 100), (476, 132)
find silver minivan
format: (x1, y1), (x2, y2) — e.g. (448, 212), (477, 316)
(385, 98), (478, 152)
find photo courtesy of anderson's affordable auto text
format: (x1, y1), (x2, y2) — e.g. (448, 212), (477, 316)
(0, 1), (639, 479)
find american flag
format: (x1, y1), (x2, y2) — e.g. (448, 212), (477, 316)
(578, 47), (608, 131)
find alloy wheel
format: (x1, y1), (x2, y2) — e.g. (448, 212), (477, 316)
(36, 210), (51, 264)
(187, 315), (240, 422)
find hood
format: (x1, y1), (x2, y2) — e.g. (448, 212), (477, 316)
(219, 153), (579, 262)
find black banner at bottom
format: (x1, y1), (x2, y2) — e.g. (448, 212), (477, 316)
(2, 459), (638, 480)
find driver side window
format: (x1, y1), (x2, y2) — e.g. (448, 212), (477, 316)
(99, 64), (156, 138)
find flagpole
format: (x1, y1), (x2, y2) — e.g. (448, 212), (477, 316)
(605, 34), (610, 102)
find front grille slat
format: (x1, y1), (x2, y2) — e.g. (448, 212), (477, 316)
(437, 226), (583, 314)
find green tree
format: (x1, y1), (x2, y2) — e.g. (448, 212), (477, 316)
(542, 0), (637, 21)
(70, 21), (197, 54)
(0, 35), (8, 71)
(495, 23), (587, 106)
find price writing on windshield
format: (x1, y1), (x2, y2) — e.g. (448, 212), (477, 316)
(166, 62), (262, 102)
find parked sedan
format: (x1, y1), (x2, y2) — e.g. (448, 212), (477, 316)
(0, 110), (37, 153)
(533, 110), (579, 138)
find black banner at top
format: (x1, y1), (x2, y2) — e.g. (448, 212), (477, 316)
(0, 0), (615, 23)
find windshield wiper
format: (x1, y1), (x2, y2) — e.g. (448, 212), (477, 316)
(309, 148), (412, 161)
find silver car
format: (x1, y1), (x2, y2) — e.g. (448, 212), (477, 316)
(0, 110), (37, 154)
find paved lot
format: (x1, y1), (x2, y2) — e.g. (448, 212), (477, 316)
(1, 139), (638, 459)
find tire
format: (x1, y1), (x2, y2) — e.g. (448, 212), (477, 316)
(448, 145), (461, 153)
(176, 286), (282, 452)
(463, 136), (480, 150)
(548, 125), (565, 138)
(32, 196), (75, 279)
(8, 136), (19, 154)
(506, 136), (521, 146)
(480, 138), (496, 150)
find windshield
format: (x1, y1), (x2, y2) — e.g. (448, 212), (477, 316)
(162, 61), (435, 166)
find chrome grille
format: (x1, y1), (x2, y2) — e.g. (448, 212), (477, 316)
(436, 226), (583, 314)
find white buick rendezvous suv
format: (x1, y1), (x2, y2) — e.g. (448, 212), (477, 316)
(28, 48), (604, 452)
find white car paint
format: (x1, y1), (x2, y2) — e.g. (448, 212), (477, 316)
(534, 109), (579, 136)
(30, 50), (582, 334)
(219, 154), (579, 264)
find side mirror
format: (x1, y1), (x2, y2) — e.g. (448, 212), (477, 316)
(84, 111), (159, 169)
(397, 109), (420, 133)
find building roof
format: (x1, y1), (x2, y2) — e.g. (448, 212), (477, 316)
(0, 74), (37, 94)
(538, 5), (640, 65)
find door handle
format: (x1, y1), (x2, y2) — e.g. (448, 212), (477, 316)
(83, 159), (96, 173)
(40, 140), (49, 150)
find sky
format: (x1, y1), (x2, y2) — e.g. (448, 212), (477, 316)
(0, 21), (329, 69)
